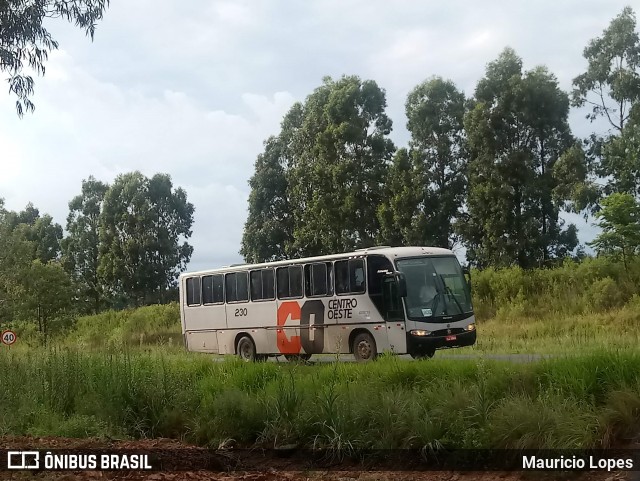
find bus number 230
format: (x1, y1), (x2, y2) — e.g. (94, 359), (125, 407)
(234, 308), (248, 317)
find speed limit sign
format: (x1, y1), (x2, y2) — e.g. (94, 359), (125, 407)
(1, 330), (16, 346)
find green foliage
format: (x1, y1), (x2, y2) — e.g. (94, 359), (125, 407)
(588, 193), (640, 269)
(62, 176), (109, 314)
(377, 148), (421, 246)
(99, 172), (194, 306)
(240, 135), (295, 263)
(1, 348), (639, 450)
(67, 303), (181, 348)
(404, 76), (467, 248)
(272, 76), (396, 257)
(0, 0), (110, 116)
(460, 48), (578, 268)
(572, 6), (640, 133)
(471, 255), (640, 320)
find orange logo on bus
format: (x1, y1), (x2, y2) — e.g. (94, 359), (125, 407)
(277, 301), (302, 354)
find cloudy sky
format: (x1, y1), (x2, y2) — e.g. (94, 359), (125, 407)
(0, 0), (630, 272)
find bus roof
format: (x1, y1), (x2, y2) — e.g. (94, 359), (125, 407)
(180, 246), (455, 278)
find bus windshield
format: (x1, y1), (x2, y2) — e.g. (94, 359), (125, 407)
(396, 256), (472, 320)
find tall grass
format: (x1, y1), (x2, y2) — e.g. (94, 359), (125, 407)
(1, 348), (638, 450)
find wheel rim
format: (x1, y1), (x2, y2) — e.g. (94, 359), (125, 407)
(239, 341), (253, 361)
(357, 339), (372, 359)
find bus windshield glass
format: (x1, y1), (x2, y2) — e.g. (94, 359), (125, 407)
(396, 256), (472, 320)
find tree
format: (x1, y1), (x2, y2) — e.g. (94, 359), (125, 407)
(588, 192), (640, 272)
(287, 76), (395, 255)
(377, 148), (422, 246)
(405, 77), (467, 248)
(571, 7), (640, 207)
(4, 202), (62, 262)
(99, 172), (194, 306)
(572, 6), (640, 133)
(62, 176), (109, 313)
(241, 136), (294, 263)
(460, 48), (578, 268)
(0, 0), (110, 116)
(13, 260), (74, 343)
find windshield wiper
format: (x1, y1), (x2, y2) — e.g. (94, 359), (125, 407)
(437, 274), (464, 314)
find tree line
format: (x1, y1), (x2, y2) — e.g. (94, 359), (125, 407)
(241, 7), (640, 270)
(0, 172), (194, 340)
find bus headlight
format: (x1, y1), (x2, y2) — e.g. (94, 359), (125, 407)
(466, 323), (476, 331)
(410, 329), (430, 336)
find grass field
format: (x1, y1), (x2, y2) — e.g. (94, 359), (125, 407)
(1, 347), (639, 451)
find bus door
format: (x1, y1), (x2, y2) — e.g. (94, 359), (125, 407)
(382, 275), (408, 354)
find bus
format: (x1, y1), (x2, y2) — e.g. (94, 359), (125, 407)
(179, 246), (475, 362)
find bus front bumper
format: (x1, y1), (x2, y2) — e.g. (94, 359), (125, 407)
(407, 329), (476, 355)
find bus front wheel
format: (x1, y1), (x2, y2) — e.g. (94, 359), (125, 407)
(410, 350), (435, 360)
(237, 335), (259, 362)
(353, 332), (377, 362)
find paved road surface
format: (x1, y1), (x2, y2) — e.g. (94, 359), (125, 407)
(211, 353), (553, 363)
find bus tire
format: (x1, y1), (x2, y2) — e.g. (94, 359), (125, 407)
(236, 335), (258, 362)
(352, 332), (377, 362)
(411, 350), (435, 360)
(285, 354), (312, 362)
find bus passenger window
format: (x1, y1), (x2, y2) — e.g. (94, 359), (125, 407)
(351, 259), (366, 293)
(262, 269), (275, 300)
(289, 266), (303, 298)
(236, 271), (249, 302)
(277, 268), (290, 298)
(202, 275), (214, 304)
(186, 277), (201, 306)
(250, 270), (262, 300)
(226, 272), (248, 303)
(334, 261), (349, 294)
(251, 269), (275, 301)
(212, 275), (224, 303)
(311, 263), (328, 296)
(334, 259), (366, 294)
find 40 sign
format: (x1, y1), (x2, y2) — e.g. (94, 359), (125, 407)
(1, 330), (16, 346)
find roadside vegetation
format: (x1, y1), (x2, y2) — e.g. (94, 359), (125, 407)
(1, 348), (639, 451)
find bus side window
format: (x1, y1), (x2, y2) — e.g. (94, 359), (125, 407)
(289, 266), (303, 298)
(186, 277), (201, 306)
(251, 269), (275, 301)
(202, 275), (214, 304)
(212, 275), (224, 303)
(334, 261), (349, 294)
(236, 271), (249, 302)
(277, 267), (290, 299)
(306, 263), (328, 297)
(262, 269), (275, 300)
(225, 273), (237, 303)
(350, 259), (366, 293)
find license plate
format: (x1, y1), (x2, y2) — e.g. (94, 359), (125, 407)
(445, 335), (457, 341)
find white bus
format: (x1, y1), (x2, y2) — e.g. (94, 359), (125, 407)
(179, 246), (476, 362)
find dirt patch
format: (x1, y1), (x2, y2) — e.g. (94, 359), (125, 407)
(1, 436), (637, 481)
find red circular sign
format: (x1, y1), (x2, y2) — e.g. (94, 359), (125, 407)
(1, 330), (16, 345)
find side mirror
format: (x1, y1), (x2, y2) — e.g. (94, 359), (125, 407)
(397, 273), (407, 298)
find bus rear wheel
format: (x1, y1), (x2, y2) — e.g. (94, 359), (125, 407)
(237, 335), (259, 362)
(285, 354), (312, 362)
(353, 332), (377, 362)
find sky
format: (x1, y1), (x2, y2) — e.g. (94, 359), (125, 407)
(0, 0), (631, 272)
